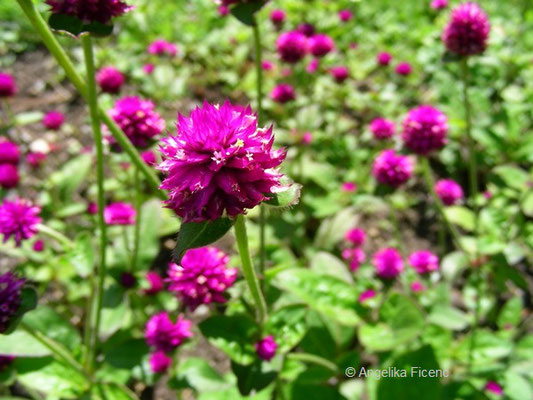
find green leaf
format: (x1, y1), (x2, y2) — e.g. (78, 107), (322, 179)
(230, 2), (265, 26)
(104, 338), (148, 370)
(265, 306), (308, 354)
(66, 233), (94, 277)
(314, 207), (359, 250)
(231, 360), (277, 396)
(492, 165), (529, 191)
(172, 357), (230, 392)
(174, 218), (234, 262)
(310, 252), (353, 284)
(522, 191), (533, 217)
(48, 13), (114, 37)
(265, 181), (302, 208)
(49, 154), (92, 202)
(504, 371), (533, 400)
(0, 330), (50, 357)
(99, 285), (129, 338)
(428, 306), (470, 331)
(444, 206), (476, 231)
(3, 287), (38, 335)
(497, 297), (523, 330)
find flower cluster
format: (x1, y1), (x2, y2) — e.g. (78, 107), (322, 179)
(442, 2), (490, 56)
(0, 198), (41, 247)
(104, 202), (136, 225)
(409, 250), (439, 274)
(395, 62), (412, 76)
(372, 247), (404, 278)
(271, 83), (296, 103)
(43, 111), (65, 131)
(270, 9), (285, 27)
(330, 66), (349, 83)
(0, 140), (20, 190)
(435, 179), (464, 205)
(255, 336), (278, 361)
(402, 105), (448, 155)
(0, 73), (17, 97)
(45, 0), (133, 24)
(372, 150), (414, 188)
(338, 9), (353, 22)
(96, 66), (125, 94)
(377, 52), (392, 66)
(276, 31), (308, 63)
(148, 39), (178, 57)
(0, 271), (25, 333)
(308, 34), (335, 57)
(342, 228), (366, 271)
(370, 118), (395, 140)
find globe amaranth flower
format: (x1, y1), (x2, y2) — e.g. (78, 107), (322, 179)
(0, 271), (25, 333)
(149, 350), (172, 373)
(0, 164), (19, 189)
(119, 272), (137, 289)
(377, 52), (392, 66)
(409, 250), (439, 274)
(96, 67), (125, 94)
(402, 105), (448, 155)
(395, 62), (412, 76)
(411, 281), (426, 292)
(485, 381), (503, 396)
(276, 31), (308, 63)
(301, 132), (312, 145)
(0, 73), (17, 98)
(158, 101), (286, 222)
(33, 240), (45, 252)
(370, 118), (395, 140)
(298, 23), (315, 37)
(308, 34), (335, 57)
(271, 84), (296, 104)
(108, 96), (165, 148)
(144, 271), (164, 295)
(143, 64), (155, 75)
(0, 141), (20, 165)
(167, 246), (237, 310)
(104, 202), (136, 225)
(358, 289), (376, 303)
(45, 0), (133, 24)
(306, 58), (319, 74)
(261, 60), (274, 71)
(330, 66), (349, 83)
(43, 111), (65, 130)
(442, 2), (490, 56)
(342, 247), (366, 271)
(145, 312), (193, 353)
(255, 336), (277, 361)
(147, 39), (178, 57)
(344, 228), (366, 247)
(341, 182), (357, 193)
(372, 150), (414, 188)
(27, 152), (47, 168)
(338, 9), (353, 22)
(270, 9), (285, 26)
(435, 179), (464, 205)
(373, 248), (404, 278)
(431, 0), (448, 10)
(0, 199), (41, 247)
(141, 150), (157, 165)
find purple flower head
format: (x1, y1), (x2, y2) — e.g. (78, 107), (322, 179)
(431, 0), (448, 10)
(395, 62), (412, 76)
(372, 150), (414, 188)
(104, 202), (136, 225)
(298, 23), (315, 37)
(87, 202), (98, 215)
(261, 60), (274, 71)
(45, 0), (132, 24)
(149, 350), (172, 373)
(144, 271), (164, 295)
(435, 179), (464, 205)
(402, 105), (448, 155)
(344, 228), (366, 247)
(270, 9), (285, 26)
(276, 31), (308, 63)
(358, 289), (376, 303)
(145, 312), (192, 353)
(308, 34), (335, 57)
(167, 246), (237, 310)
(108, 96), (165, 148)
(0, 199), (41, 247)
(141, 150), (157, 166)
(376, 52), (392, 66)
(306, 58), (319, 74)
(341, 181), (357, 193)
(442, 2), (490, 56)
(120, 272), (137, 289)
(143, 63), (155, 75)
(33, 240), (45, 252)
(0, 164), (19, 189)
(148, 39), (178, 57)
(342, 247), (366, 271)
(271, 84), (295, 104)
(301, 132), (312, 145)
(370, 118), (395, 140)
(0, 355), (15, 371)
(485, 381), (503, 396)
(409, 250), (439, 274)
(158, 101), (286, 222)
(0, 271), (25, 333)
(338, 9), (353, 22)
(96, 67), (125, 94)
(43, 111), (65, 130)
(0, 73), (17, 97)
(27, 152), (47, 168)
(411, 281), (426, 292)
(255, 335), (277, 361)
(373, 248), (404, 279)
(330, 66), (349, 83)
(0, 141), (20, 165)
(218, 5), (229, 15)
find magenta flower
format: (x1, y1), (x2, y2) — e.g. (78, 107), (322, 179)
(167, 246), (237, 310)
(435, 179), (464, 205)
(484, 381), (503, 396)
(149, 350), (172, 373)
(87, 202), (98, 215)
(342, 247), (366, 271)
(376, 52), (392, 66)
(330, 66), (349, 83)
(0, 271), (25, 333)
(104, 202), (136, 225)
(0, 140), (20, 165)
(395, 62), (412, 76)
(96, 66), (125, 94)
(411, 281), (426, 292)
(270, 9), (285, 26)
(370, 118), (395, 140)
(148, 39), (178, 57)
(27, 152), (47, 168)
(143, 63), (155, 75)
(33, 239), (45, 252)
(402, 105), (448, 155)
(141, 150), (157, 165)
(119, 272), (137, 289)
(108, 96), (165, 148)
(298, 23), (315, 37)
(349, 42), (358, 50)
(43, 111), (65, 130)
(442, 2), (490, 56)
(261, 60), (274, 71)
(0, 164), (19, 189)
(255, 335), (277, 361)
(341, 181), (357, 193)
(431, 0), (448, 10)
(144, 271), (164, 295)
(358, 289), (376, 303)
(308, 34), (335, 57)
(344, 228), (366, 247)
(372, 150), (414, 188)
(45, 0), (132, 24)
(271, 83), (295, 104)
(0, 73), (17, 97)
(158, 101), (286, 222)
(217, 5), (229, 16)
(373, 248), (404, 278)
(338, 9), (353, 22)
(0, 199), (41, 247)
(276, 31), (308, 63)
(306, 58), (319, 74)
(409, 250), (439, 274)
(145, 312), (193, 353)
(301, 132), (312, 145)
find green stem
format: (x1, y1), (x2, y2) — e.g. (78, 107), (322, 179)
(387, 196), (402, 250)
(36, 224), (74, 249)
(234, 215), (267, 325)
(82, 34), (107, 373)
(132, 167), (141, 272)
(15, 0), (165, 199)
(286, 352), (339, 373)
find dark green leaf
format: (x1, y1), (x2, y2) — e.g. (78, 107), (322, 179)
(3, 287), (37, 335)
(230, 2), (265, 26)
(231, 360), (277, 396)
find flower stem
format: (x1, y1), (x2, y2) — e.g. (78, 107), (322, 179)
(81, 34), (107, 373)
(234, 215), (267, 325)
(132, 167), (141, 272)
(387, 196), (402, 251)
(36, 224), (74, 249)
(286, 352), (339, 373)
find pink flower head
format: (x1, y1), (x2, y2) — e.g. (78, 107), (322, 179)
(395, 62), (412, 76)
(149, 350), (172, 373)
(435, 179), (464, 205)
(372, 150), (414, 187)
(261, 60), (274, 71)
(108, 96), (165, 148)
(301, 132), (312, 145)
(255, 335), (277, 361)
(411, 281), (426, 292)
(298, 23), (315, 37)
(0, 73), (17, 97)
(145, 312), (193, 352)
(342, 247), (366, 271)
(158, 101), (286, 222)
(148, 39), (178, 57)
(377, 52), (392, 66)
(281, 68), (292, 77)
(43, 111), (65, 130)
(484, 381), (503, 396)
(96, 66), (125, 94)
(373, 248), (404, 278)
(306, 58), (319, 74)
(442, 2), (490, 56)
(358, 289), (376, 303)
(349, 42), (358, 50)
(308, 34), (335, 57)
(270, 9), (285, 26)
(0, 198), (41, 247)
(0, 164), (19, 189)
(143, 63), (155, 75)
(45, 0), (132, 24)
(87, 202), (98, 215)
(104, 202), (136, 225)
(431, 0), (448, 10)
(409, 250), (439, 274)
(141, 150), (157, 165)
(0, 271), (25, 333)
(370, 118), (395, 140)
(483, 190), (492, 200)
(144, 271), (164, 295)
(270, 84), (295, 103)
(167, 246), (237, 310)
(218, 5), (229, 15)
(402, 105), (448, 155)
(276, 31), (308, 63)
(33, 239), (45, 252)
(341, 181), (357, 193)
(345, 228), (366, 247)
(330, 66), (349, 83)
(0, 140), (20, 165)
(338, 9), (353, 22)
